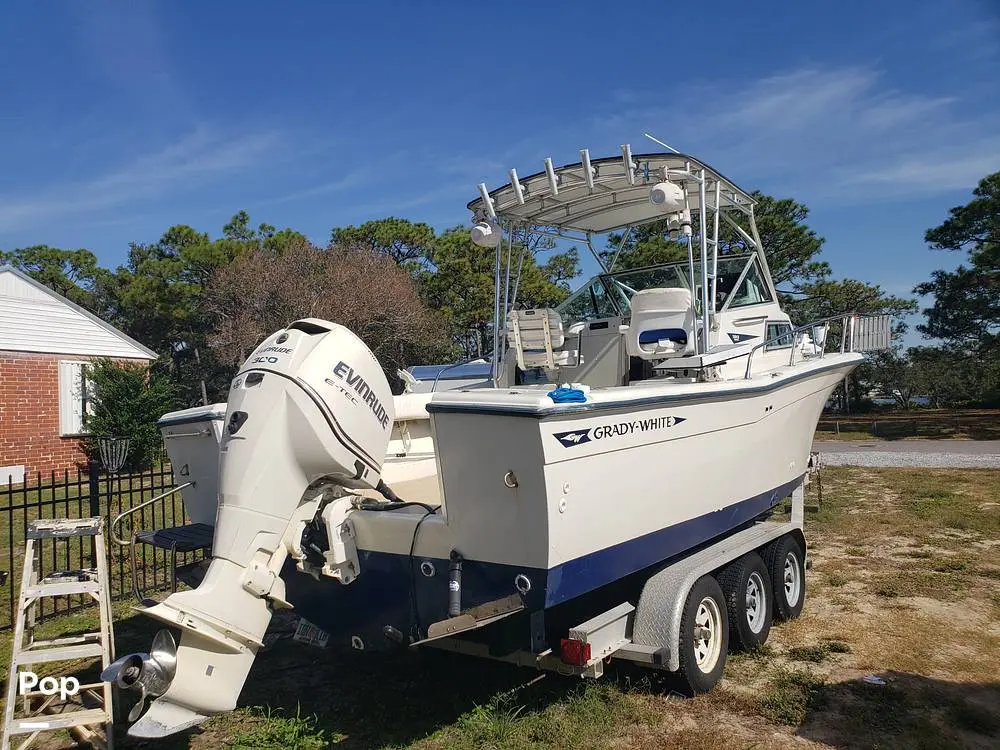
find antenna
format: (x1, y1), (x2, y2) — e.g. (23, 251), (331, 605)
(643, 132), (681, 154)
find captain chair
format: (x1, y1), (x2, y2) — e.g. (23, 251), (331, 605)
(626, 288), (696, 360)
(506, 308), (579, 371)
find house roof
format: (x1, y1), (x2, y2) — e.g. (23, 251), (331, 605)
(0, 266), (157, 360)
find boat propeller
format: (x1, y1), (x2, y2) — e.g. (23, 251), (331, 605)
(101, 629), (178, 722)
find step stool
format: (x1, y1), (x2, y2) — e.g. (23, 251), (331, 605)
(2, 518), (116, 750)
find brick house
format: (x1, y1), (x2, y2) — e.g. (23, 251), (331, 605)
(0, 266), (157, 481)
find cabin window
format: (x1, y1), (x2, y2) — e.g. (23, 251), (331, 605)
(765, 322), (794, 350)
(728, 259), (773, 308)
(58, 360), (92, 436)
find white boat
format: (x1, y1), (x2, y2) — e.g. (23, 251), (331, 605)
(104, 144), (890, 737)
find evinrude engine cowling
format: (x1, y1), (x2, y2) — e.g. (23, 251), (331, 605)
(116, 318), (394, 737)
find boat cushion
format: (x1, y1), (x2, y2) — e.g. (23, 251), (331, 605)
(393, 392), (433, 421)
(637, 328), (688, 346)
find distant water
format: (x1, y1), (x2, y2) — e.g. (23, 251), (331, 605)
(870, 396), (931, 406)
(825, 395), (932, 409)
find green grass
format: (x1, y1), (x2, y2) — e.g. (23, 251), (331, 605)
(728, 643), (775, 662)
(786, 641), (850, 662)
(225, 706), (333, 750)
(872, 569), (973, 600)
(823, 640), (851, 654)
(454, 681), (653, 750)
(825, 571), (847, 586)
(787, 644), (831, 663)
(756, 667), (826, 725)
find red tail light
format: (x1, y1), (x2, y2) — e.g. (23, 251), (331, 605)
(559, 638), (592, 666)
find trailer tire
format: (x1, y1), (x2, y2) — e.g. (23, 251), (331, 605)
(765, 535), (805, 621)
(676, 575), (729, 695)
(717, 553), (772, 651)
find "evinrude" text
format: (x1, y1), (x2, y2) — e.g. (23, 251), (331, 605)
(332, 361), (390, 429)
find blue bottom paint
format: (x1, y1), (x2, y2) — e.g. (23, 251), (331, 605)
(279, 475), (802, 649)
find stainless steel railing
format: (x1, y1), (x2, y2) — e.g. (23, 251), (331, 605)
(743, 313), (893, 379)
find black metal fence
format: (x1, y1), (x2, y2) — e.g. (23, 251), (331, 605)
(0, 461), (203, 631)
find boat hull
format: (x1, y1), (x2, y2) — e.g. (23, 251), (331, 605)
(280, 355), (858, 649)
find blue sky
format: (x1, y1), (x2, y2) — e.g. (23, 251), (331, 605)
(1, 1), (998, 343)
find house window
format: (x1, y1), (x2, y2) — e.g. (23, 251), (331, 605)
(765, 322), (794, 350)
(58, 360), (92, 436)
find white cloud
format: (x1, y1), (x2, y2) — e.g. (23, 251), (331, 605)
(585, 66), (1000, 203)
(264, 169), (372, 205)
(0, 128), (279, 231)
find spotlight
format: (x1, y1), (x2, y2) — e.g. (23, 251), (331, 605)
(649, 181), (685, 212)
(471, 219), (502, 248)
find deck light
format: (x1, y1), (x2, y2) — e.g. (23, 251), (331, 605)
(509, 168), (525, 205)
(621, 144), (635, 185)
(544, 158), (559, 196)
(580, 149), (595, 190)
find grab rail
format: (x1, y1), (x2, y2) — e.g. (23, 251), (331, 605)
(110, 481), (194, 547)
(743, 313), (891, 380)
(163, 429), (211, 439)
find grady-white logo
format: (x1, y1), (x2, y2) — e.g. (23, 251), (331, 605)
(554, 430), (591, 447)
(553, 415), (686, 448)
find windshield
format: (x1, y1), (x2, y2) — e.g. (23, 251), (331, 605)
(557, 255), (760, 325)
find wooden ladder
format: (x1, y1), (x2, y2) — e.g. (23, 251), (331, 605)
(2, 517), (116, 750)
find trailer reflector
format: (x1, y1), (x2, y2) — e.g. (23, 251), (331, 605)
(559, 638), (591, 666)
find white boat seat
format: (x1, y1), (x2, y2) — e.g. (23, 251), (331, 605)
(393, 392), (432, 421)
(626, 287), (696, 360)
(507, 308), (578, 371)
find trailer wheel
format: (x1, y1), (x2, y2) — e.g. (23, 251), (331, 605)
(766, 535), (805, 621)
(717, 553), (772, 651)
(676, 575), (729, 694)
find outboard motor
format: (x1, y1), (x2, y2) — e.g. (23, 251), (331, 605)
(103, 318), (394, 737)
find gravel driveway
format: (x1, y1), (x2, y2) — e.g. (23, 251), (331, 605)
(812, 439), (1000, 469)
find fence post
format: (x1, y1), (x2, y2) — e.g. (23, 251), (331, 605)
(87, 459), (101, 517)
(87, 459), (101, 568)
